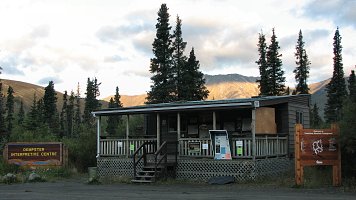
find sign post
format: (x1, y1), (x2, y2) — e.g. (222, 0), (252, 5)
(295, 124), (341, 186)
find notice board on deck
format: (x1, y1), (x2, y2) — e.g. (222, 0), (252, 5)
(4, 142), (67, 166)
(209, 130), (231, 160)
(295, 124), (341, 186)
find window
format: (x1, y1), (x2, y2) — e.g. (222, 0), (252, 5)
(296, 111), (303, 125)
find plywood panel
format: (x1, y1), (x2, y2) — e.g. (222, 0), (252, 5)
(255, 107), (276, 134)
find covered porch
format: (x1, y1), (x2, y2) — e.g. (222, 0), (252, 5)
(92, 95), (310, 182)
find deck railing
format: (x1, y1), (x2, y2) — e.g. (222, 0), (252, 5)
(178, 136), (288, 158)
(99, 136), (287, 158)
(99, 138), (157, 156)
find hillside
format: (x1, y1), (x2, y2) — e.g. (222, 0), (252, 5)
(2, 74), (330, 119)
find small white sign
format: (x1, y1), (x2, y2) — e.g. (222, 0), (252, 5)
(236, 140), (243, 146)
(202, 143), (209, 150)
(118, 141), (123, 148)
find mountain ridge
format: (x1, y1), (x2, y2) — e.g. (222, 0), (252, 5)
(1, 74), (329, 116)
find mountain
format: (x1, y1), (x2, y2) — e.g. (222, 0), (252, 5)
(0, 79), (106, 113)
(2, 74), (331, 119)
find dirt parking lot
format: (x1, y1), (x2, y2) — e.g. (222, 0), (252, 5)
(1, 180), (355, 200)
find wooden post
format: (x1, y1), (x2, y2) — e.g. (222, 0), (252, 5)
(126, 115), (130, 158)
(213, 111), (216, 130)
(96, 116), (101, 158)
(332, 123), (342, 186)
(177, 112), (181, 155)
(251, 109), (256, 161)
(295, 124), (303, 186)
(157, 113), (160, 147)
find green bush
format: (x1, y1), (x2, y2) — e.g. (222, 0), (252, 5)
(0, 156), (21, 175)
(62, 125), (97, 172)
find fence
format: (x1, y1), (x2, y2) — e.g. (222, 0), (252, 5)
(99, 136), (287, 158)
(99, 138), (157, 156)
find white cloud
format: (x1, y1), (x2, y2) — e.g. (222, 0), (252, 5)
(0, 0), (355, 98)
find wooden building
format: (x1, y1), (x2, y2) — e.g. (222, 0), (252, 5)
(92, 95), (310, 182)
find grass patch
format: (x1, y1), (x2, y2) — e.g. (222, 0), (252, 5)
(302, 166), (332, 188)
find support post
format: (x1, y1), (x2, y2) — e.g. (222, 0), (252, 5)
(295, 124), (303, 186)
(96, 116), (101, 158)
(177, 112), (181, 155)
(126, 115), (130, 158)
(251, 109), (256, 161)
(213, 111), (216, 130)
(157, 113), (160, 147)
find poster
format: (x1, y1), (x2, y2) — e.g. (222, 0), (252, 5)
(209, 130), (231, 160)
(236, 140), (243, 156)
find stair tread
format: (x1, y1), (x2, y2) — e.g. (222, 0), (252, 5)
(131, 179), (154, 183)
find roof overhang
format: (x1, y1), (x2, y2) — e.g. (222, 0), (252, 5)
(92, 102), (253, 117)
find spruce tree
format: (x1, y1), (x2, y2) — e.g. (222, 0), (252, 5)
(310, 103), (323, 128)
(324, 27), (347, 123)
(266, 28), (286, 96)
(84, 77), (101, 125)
(294, 30), (310, 94)
(146, 3), (175, 104)
(348, 69), (356, 101)
(43, 81), (58, 131)
(180, 48), (209, 101)
(256, 31), (269, 96)
(0, 81), (6, 140)
(106, 87), (122, 136)
(172, 15), (188, 101)
(17, 100), (25, 125)
(5, 86), (15, 136)
(25, 93), (39, 131)
(67, 91), (75, 137)
(73, 83), (81, 136)
(60, 91), (68, 137)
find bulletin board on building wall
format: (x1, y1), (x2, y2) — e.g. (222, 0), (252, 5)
(294, 124), (341, 186)
(255, 107), (277, 134)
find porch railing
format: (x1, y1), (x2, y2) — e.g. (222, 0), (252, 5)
(100, 138), (157, 156)
(178, 136), (288, 158)
(99, 136), (287, 158)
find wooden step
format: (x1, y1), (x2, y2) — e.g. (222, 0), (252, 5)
(131, 179), (154, 183)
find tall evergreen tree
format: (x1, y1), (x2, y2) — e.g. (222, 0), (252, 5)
(67, 91), (75, 137)
(17, 100), (25, 125)
(73, 83), (81, 136)
(5, 86), (15, 136)
(0, 81), (6, 140)
(84, 77), (101, 125)
(310, 103), (323, 128)
(24, 93), (39, 131)
(324, 27), (347, 123)
(172, 15), (188, 101)
(60, 91), (68, 137)
(180, 48), (209, 101)
(146, 3), (175, 104)
(256, 31), (269, 96)
(348, 69), (356, 101)
(294, 30), (310, 94)
(266, 28), (286, 96)
(43, 81), (58, 132)
(106, 87), (122, 136)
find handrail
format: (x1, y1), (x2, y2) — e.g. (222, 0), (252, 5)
(133, 141), (156, 178)
(153, 141), (178, 180)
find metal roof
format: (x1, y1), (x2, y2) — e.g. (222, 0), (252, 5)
(91, 94), (310, 116)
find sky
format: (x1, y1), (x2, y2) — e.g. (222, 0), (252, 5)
(0, 0), (355, 98)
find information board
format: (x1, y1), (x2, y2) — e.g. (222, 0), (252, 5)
(209, 130), (231, 160)
(295, 124), (341, 186)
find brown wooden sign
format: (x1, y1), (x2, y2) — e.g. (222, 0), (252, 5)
(4, 142), (66, 166)
(295, 124), (341, 186)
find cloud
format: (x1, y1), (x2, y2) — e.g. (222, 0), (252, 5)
(303, 0), (356, 28)
(0, 54), (28, 75)
(30, 24), (50, 39)
(123, 69), (150, 77)
(104, 55), (126, 63)
(37, 76), (63, 85)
